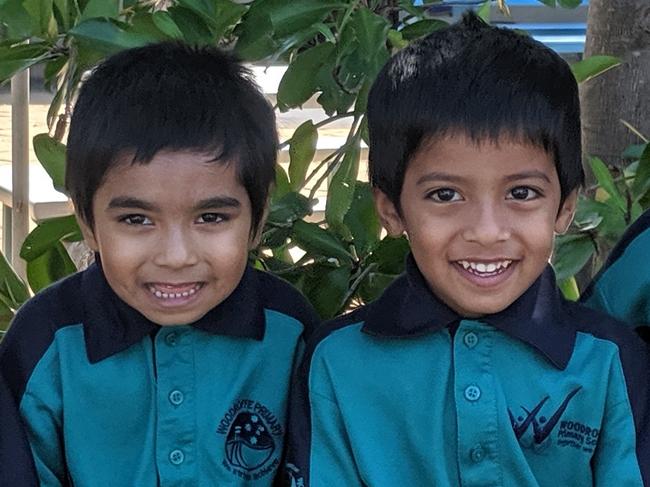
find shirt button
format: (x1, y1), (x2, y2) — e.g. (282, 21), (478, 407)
(169, 390), (184, 406)
(470, 445), (485, 463)
(169, 449), (184, 465)
(463, 332), (478, 348)
(165, 332), (178, 346)
(464, 385), (481, 402)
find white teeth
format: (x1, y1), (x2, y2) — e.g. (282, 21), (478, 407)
(148, 283), (202, 299)
(458, 260), (513, 275)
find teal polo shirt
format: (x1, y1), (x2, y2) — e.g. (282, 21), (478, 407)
(0, 261), (317, 486)
(283, 255), (650, 486)
(583, 209), (650, 340)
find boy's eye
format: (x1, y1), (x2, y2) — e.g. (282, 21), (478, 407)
(196, 213), (226, 224)
(508, 186), (541, 201)
(428, 188), (462, 202)
(121, 214), (152, 225)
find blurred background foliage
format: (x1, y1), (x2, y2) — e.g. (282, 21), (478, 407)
(0, 0), (646, 332)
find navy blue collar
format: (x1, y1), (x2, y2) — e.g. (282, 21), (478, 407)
(81, 262), (265, 363)
(362, 254), (576, 369)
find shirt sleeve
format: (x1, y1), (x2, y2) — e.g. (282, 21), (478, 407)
(0, 309), (68, 487)
(280, 349), (364, 487)
(592, 351), (646, 486)
(0, 372), (39, 487)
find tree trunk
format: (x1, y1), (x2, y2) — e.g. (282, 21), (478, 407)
(580, 0), (650, 166)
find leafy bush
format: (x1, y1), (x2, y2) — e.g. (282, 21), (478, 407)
(0, 0), (631, 335)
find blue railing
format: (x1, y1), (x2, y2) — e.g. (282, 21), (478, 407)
(411, 0), (588, 53)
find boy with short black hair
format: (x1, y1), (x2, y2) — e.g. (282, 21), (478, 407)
(283, 13), (650, 486)
(0, 42), (317, 486)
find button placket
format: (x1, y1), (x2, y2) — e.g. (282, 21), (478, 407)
(454, 320), (500, 483)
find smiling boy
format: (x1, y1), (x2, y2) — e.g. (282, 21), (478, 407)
(283, 13), (650, 486)
(0, 43), (317, 486)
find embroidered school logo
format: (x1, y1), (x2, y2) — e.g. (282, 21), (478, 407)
(216, 399), (284, 481)
(509, 387), (582, 451)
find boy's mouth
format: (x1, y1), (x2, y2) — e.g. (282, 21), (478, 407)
(147, 282), (204, 299)
(456, 259), (513, 277)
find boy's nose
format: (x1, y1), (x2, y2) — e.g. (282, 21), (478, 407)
(152, 228), (199, 268)
(462, 204), (511, 245)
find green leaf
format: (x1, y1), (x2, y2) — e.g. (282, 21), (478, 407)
(0, 298), (15, 333)
(20, 215), (83, 261)
(632, 144), (650, 199)
(69, 18), (160, 54)
(0, 251), (29, 306)
(167, 6), (214, 44)
(366, 236), (410, 274)
(0, 0), (33, 39)
(351, 6), (390, 78)
(315, 57), (356, 116)
(288, 120), (318, 190)
(80, 0), (119, 21)
(400, 19), (448, 41)
(277, 42), (335, 109)
(358, 270), (396, 304)
(477, 1), (491, 22)
(344, 182), (380, 257)
(177, 0), (247, 40)
(53, 0), (75, 32)
(33, 133), (66, 191)
(552, 233), (595, 281)
(23, 0), (57, 37)
(326, 138), (360, 234)
(267, 191), (311, 226)
(0, 43), (50, 84)
(246, 0), (344, 38)
(574, 197), (627, 242)
(558, 276), (580, 301)
(151, 11), (184, 40)
(387, 29), (407, 49)
(571, 55), (621, 84)
(272, 165), (291, 201)
(353, 7), (390, 59)
(26, 242), (77, 293)
(234, 12), (276, 61)
(558, 0), (582, 8)
(589, 157), (627, 212)
(292, 220), (352, 262)
(309, 264), (352, 319)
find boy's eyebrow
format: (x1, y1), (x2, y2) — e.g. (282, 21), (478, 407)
(416, 170), (552, 185)
(106, 196), (241, 211)
(194, 196), (241, 210)
(107, 197), (157, 211)
(503, 171), (552, 183)
(416, 172), (466, 185)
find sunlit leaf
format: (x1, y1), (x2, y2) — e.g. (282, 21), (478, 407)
(33, 133), (66, 191)
(589, 157), (627, 212)
(26, 242), (77, 293)
(572, 55), (621, 84)
(288, 120), (318, 190)
(20, 215), (83, 261)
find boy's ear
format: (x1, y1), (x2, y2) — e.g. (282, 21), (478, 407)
(76, 214), (99, 251)
(554, 189), (578, 235)
(373, 188), (406, 237)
